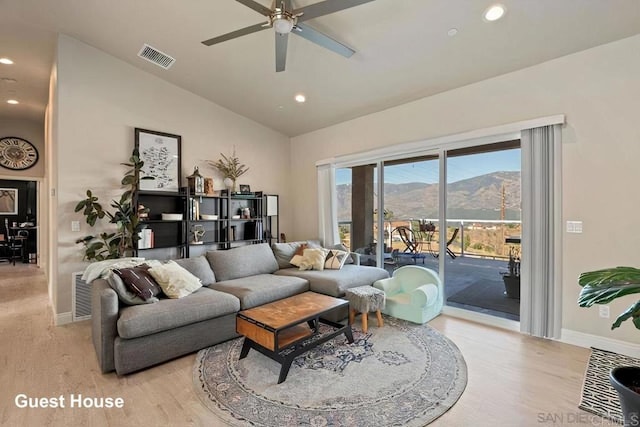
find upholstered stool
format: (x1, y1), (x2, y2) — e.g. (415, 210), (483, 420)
(345, 286), (386, 333)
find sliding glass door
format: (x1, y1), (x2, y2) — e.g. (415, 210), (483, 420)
(444, 142), (522, 321)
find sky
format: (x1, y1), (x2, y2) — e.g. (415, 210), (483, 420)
(336, 149), (521, 185)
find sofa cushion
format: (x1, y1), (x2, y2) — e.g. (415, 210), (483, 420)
(148, 260), (203, 298)
(107, 273), (159, 305)
(324, 249), (349, 270)
(208, 274), (309, 309)
(271, 240), (322, 269)
(117, 287), (240, 339)
(272, 241), (304, 269)
(274, 265), (389, 297)
(298, 248), (329, 271)
(206, 243), (278, 281)
(175, 256), (216, 285)
(112, 264), (162, 301)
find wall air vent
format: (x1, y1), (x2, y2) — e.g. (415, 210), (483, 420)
(72, 272), (91, 321)
(137, 44), (176, 70)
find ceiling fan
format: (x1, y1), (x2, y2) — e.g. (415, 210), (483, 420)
(201, 0), (376, 72)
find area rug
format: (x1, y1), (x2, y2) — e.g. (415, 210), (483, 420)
(193, 316), (467, 426)
(579, 347), (640, 424)
(447, 280), (520, 316)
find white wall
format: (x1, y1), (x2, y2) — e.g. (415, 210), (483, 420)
(53, 35), (291, 316)
(291, 35), (640, 345)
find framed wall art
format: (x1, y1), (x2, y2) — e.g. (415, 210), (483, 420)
(135, 128), (182, 192)
(0, 188), (18, 214)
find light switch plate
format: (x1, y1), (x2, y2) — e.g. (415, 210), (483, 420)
(71, 220), (80, 232)
(566, 221), (583, 233)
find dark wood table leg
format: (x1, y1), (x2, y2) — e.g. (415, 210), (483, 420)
(239, 338), (251, 359)
(277, 357), (295, 384)
(344, 324), (354, 344)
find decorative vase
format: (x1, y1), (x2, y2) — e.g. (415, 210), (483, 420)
(223, 177), (235, 192)
(610, 367), (640, 426)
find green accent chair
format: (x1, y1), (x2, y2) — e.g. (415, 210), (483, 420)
(373, 265), (443, 324)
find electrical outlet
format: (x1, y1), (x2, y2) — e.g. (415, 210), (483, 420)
(599, 305), (610, 319)
(71, 220), (80, 232)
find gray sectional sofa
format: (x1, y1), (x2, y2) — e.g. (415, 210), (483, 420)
(92, 242), (389, 375)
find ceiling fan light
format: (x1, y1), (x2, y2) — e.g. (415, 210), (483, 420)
(273, 17), (294, 34)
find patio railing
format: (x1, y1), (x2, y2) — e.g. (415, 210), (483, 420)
(338, 218), (521, 260)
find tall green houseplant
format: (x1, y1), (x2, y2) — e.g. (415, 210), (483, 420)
(578, 267), (640, 330)
(75, 149), (152, 261)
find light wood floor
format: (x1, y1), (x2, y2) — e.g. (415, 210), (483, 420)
(0, 265), (614, 426)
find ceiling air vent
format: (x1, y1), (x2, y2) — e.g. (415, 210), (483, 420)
(137, 44), (175, 70)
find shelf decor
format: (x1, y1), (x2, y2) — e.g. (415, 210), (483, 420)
(135, 128), (182, 193)
(187, 166), (205, 196)
(207, 148), (248, 193)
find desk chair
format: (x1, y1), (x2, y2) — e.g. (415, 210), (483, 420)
(4, 219), (24, 265)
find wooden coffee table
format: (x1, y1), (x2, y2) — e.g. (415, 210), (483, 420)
(236, 291), (353, 384)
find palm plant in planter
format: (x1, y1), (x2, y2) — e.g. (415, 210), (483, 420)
(74, 149), (152, 261)
(578, 267), (640, 424)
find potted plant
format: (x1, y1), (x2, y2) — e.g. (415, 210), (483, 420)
(207, 148), (248, 193)
(578, 266), (640, 425)
(501, 247), (520, 299)
(74, 149), (152, 261)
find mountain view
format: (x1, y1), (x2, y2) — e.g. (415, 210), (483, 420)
(337, 171), (521, 221)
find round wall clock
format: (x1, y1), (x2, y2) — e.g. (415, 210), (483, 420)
(0, 137), (39, 170)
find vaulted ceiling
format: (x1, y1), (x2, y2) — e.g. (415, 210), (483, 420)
(1, 0), (639, 136)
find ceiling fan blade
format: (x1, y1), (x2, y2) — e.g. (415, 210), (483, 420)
(294, 0), (376, 22)
(293, 23), (354, 58)
(275, 32), (288, 72)
(201, 22), (269, 46)
(236, 0), (272, 16)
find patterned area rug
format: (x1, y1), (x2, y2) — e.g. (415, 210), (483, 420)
(579, 348), (640, 424)
(193, 316), (467, 427)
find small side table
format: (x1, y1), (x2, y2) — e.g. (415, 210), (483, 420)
(345, 286), (386, 333)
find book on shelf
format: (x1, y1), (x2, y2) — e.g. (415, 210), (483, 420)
(138, 228), (154, 249)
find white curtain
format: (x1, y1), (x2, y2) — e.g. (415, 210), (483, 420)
(317, 163), (339, 246)
(520, 124), (562, 338)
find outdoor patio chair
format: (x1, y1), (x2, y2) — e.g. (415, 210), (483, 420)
(432, 227), (459, 260)
(373, 265), (443, 324)
(394, 226), (426, 264)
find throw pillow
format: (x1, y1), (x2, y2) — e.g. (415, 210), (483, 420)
(330, 243), (354, 264)
(298, 248), (329, 271)
(324, 249), (349, 270)
(148, 260), (203, 298)
(289, 243), (308, 267)
(175, 256), (216, 285)
(107, 274), (159, 305)
(112, 264), (162, 301)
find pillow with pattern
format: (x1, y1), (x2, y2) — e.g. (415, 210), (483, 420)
(324, 249), (349, 270)
(112, 264), (162, 301)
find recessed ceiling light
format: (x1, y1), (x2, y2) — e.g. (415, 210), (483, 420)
(294, 94), (306, 103)
(484, 4), (506, 22)
(7, 99), (19, 104)
(447, 28), (458, 37)
(0, 58), (14, 65)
